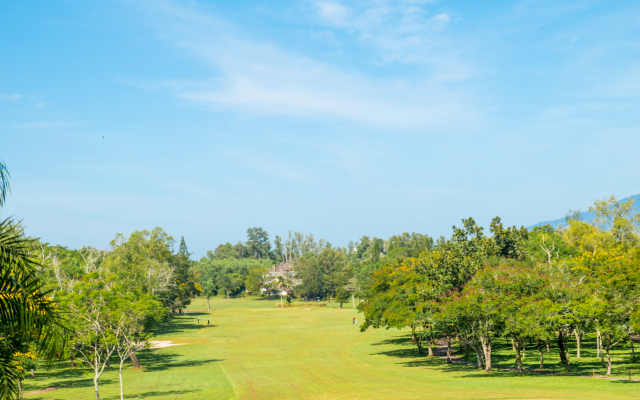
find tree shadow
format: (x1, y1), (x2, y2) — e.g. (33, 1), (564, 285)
(136, 350), (224, 373)
(103, 389), (204, 399)
(153, 315), (217, 336)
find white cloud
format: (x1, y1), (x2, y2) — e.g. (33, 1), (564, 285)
(128, 0), (484, 131)
(0, 93), (22, 101)
(314, 2), (349, 25)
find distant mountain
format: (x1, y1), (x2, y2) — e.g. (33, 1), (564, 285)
(528, 193), (640, 229)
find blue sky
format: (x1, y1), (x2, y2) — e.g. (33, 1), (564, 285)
(1, 0), (639, 258)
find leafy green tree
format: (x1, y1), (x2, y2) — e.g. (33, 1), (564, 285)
(217, 272), (241, 298)
(590, 195), (640, 247)
(490, 217), (528, 259)
(246, 227), (272, 260)
(335, 286), (350, 309)
(245, 267), (267, 294)
(273, 235), (284, 263)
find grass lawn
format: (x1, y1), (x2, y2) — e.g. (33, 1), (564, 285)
(22, 296), (640, 399)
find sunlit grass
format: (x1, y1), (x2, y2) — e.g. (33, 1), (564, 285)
(22, 296), (640, 399)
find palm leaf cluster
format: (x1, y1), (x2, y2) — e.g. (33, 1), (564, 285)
(0, 161), (65, 398)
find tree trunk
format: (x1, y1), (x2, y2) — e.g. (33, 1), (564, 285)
(511, 338), (516, 351)
(557, 331), (567, 365)
(70, 355), (77, 368)
(207, 300), (210, 312)
(515, 339), (523, 376)
(458, 335), (463, 353)
(598, 331), (606, 367)
(446, 336), (452, 363)
(574, 329), (581, 358)
(94, 376), (100, 400)
(30, 368), (35, 378)
(596, 330), (601, 358)
(119, 362), (124, 400)
(411, 328), (422, 354)
(545, 339), (550, 353)
(129, 349), (141, 370)
(475, 348), (483, 369)
(537, 340), (544, 369)
(464, 340), (469, 357)
(18, 379), (22, 400)
(226, 289), (229, 299)
(480, 335), (492, 372)
(564, 334), (571, 373)
(427, 333), (433, 356)
(352, 294), (355, 309)
(605, 333), (612, 375)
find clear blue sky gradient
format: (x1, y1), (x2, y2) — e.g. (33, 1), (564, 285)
(2, 0), (639, 258)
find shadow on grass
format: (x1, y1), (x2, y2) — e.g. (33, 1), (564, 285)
(153, 315), (217, 336)
(135, 349), (224, 373)
(103, 389), (204, 399)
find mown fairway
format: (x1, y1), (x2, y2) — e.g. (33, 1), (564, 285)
(24, 297), (640, 399)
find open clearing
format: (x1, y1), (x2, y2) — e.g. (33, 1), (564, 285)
(23, 297), (640, 399)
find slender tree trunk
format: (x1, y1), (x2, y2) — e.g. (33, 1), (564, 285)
(557, 331), (567, 365)
(352, 294), (355, 309)
(94, 376), (100, 400)
(605, 333), (612, 375)
(537, 340), (544, 369)
(599, 331), (606, 367)
(574, 329), (581, 358)
(207, 300), (210, 312)
(129, 349), (141, 370)
(17, 379), (22, 400)
(446, 336), (452, 363)
(119, 360), (125, 400)
(511, 338), (516, 351)
(545, 339), (550, 353)
(427, 333), (434, 356)
(30, 368), (35, 378)
(480, 336), (492, 372)
(464, 340), (469, 357)
(411, 328), (422, 354)
(565, 334), (571, 373)
(596, 330), (601, 358)
(475, 348), (483, 369)
(515, 339), (523, 376)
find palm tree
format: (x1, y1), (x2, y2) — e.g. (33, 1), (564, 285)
(0, 160), (65, 399)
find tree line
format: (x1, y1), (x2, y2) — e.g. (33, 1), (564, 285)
(358, 198), (640, 376)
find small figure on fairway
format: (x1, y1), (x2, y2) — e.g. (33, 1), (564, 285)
(197, 317), (200, 325)
(207, 320), (210, 325)
(355, 319), (358, 325)
(352, 317), (355, 325)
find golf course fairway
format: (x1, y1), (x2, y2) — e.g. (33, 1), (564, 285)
(23, 297), (640, 399)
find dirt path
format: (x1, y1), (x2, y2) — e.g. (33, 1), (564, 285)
(434, 338), (640, 382)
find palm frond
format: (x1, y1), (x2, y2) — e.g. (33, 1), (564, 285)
(0, 218), (67, 398)
(0, 161), (9, 209)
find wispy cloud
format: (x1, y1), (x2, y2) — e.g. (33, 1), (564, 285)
(129, 0), (484, 132)
(0, 93), (22, 101)
(306, 1), (460, 68)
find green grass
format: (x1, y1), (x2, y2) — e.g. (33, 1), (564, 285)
(22, 296), (640, 399)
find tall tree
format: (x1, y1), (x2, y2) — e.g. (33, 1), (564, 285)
(246, 227), (272, 260)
